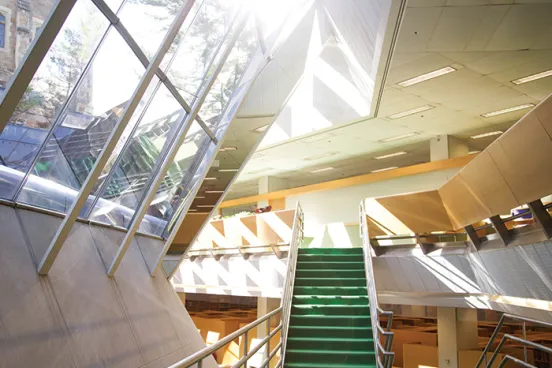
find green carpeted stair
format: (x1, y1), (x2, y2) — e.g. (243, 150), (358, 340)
(284, 248), (377, 368)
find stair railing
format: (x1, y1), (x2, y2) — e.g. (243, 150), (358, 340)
(168, 307), (283, 368)
(475, 313), (552, 368)
(359, 200), (395, 368)
(280, 201), (305, 367)
(169, 202), (304, 368)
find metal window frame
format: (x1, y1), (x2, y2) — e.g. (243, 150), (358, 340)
(36, 0), (197, 275)
(107, 10), (250, 277)
(87, 6), (233, 223)
(0, 0), (78, 132)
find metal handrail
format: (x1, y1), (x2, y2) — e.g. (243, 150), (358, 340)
(360, 200), (395, 368)
(169, 203), (303, 368)
(280, 201), (304, 367)
(475, 313), (552, 368)
(168, 307), (282, 368)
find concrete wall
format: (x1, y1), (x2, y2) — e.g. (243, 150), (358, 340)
(285, 168), (460, 247)
(0, 204), (216, 368)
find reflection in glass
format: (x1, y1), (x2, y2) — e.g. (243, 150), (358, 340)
(16, 29), (145, 213)
(139, 120), (211, 236)
(199, 17), (258, 125)
(88, 83), (185, 228)
(0, 0), (110, 199)
(163, 0), (239, 104)
(118, 0), (187, 60)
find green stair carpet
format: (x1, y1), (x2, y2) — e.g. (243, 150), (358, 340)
(284, 248), (377, 368)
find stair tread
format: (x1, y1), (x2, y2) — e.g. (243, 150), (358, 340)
(293, 304), (369, 308)
(289, 337), (373, 342)
(287, 349), (374, 355)
(290, 325), (372, 330)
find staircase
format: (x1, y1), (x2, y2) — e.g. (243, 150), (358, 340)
(284, 248), (377, 368)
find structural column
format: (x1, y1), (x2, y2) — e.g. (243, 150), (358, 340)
(257, 176), (288, 209)
(438, 307), (478, 368)
(430, 135), (469, 161)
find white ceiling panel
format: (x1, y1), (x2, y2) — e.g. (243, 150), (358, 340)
(394, 6), (443, 53)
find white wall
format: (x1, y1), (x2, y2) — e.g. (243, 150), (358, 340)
(285, 168), (461, 244)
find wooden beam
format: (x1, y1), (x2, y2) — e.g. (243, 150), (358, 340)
(220, 154), (477, 208)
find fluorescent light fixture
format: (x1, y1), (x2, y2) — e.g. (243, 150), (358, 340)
(197, 205), (215, 208)
(481, 104), (535, 118)
(253, 124), (269, 133)
(397, 66), (456, 87)
(310, 167), (334, 173)
(374, 151), (407, 160)
(220, 146), (238, 152)
(470, 131), (503, 139)
(218, 168), (239, 172)
(469, 150), (480, 154)
(371, 166), (398, 173)
(188, 208), (198, 212)
(512, 70), (552, 85)
(379, 132), (418, 143)
(205, 190), (224, 194)
(204, 177), (217, 180)
(387, 105), (434, 120)
(304, 151), (339, 161)
(195, 196), (206, 199)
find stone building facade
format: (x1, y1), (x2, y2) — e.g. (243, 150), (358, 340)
(0, 0), (53, 91)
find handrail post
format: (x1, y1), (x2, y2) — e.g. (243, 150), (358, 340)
(523, 321), (528, 363)
(244, 331), (248, 368)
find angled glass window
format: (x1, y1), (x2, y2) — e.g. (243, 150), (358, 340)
(87, 81), (185, 228)
(0, 0), (110, 200)
(118, 0), (189, 60)
(0, 13), (5, 48)
(16, 28), (146, 213)
(138, 119), (211, 236)
(162, 0), (240, 105)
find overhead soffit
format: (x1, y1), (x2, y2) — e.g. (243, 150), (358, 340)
(232, 0), (552, 191)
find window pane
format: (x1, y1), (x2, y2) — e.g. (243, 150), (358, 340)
(162, 0), (239, 104)
(138, 119), (211, 236)
(0, 0), (56, 91)
(199, 17), (258, 124)
(118, 0), (187, 60)
(16, 28), (145, 213)
(0, 0), (110, 199)
(87, 82), (185, 227)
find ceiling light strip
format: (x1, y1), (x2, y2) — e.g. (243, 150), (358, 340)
(398, 66), (456, 87)
(374, 151), (407, 160)
(481, 104), (534, 118)
(512, 70), (552, 85)
(380, 132), (418, 143)
(470, 131), (503, 139)
(388, 105), (434, 120)
(371, 166), (398, 173)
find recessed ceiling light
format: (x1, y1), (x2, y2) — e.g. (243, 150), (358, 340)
(220, 146), (238, 152)
(310, 167), (334, 173)
(204, 177), (217, 181)
(469, 150), (480, 154)
(470, 131), (503, 139)
(218, 168), (239, 172)
(371, 166), (398, 173)
(397, 66), (456, 87)
(195, 196), (206, 199)
(512, 70), (552, 85)
(481, 104), (535, 118)
(379, 132), (418, 143)
(304, 152), (339, 161)
(188, 208), (198, 212)
(205, 190), (224, 194)
(197, 204), (215, 208)
(374, 151), (407, 160)
(254, 125), (269, 133)
(387, 105), (434, 120)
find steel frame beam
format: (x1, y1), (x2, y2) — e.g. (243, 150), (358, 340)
(464, 224), (482, 250)
(37, 0), (196, 275)
(0, 0), (78, 132)
(489, 215), (511, 246)
(107, 11), (250, 276)
(528, 199), (552, 239)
